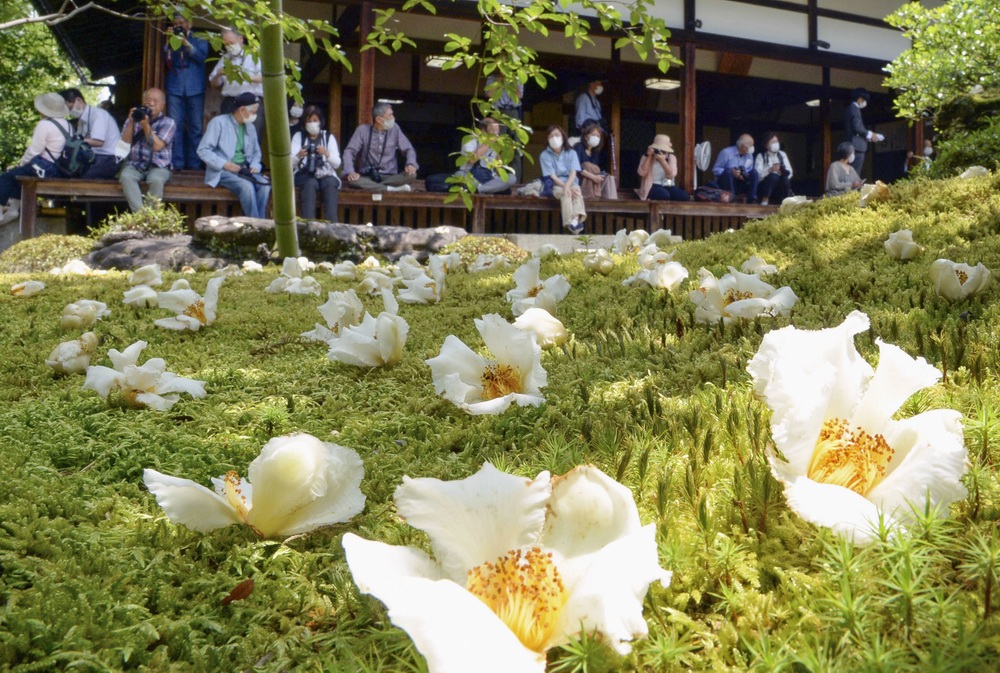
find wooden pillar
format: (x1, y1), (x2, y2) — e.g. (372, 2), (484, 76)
(142, 20), (167, 93)
(358, 1), (376, 126)
(913, 120), (925, 152)
(680, 41), (697, 194)
(328, 64), (343, 140)
(610, 48), (621, 181)
(820, 66), (831, 166)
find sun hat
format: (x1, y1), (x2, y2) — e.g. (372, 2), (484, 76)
(649, 134), (674, 153)
(233, 92), (258, 109)
(34, 92), (70, 119)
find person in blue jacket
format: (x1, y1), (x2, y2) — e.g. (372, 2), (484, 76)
(164, 11), (208, 170)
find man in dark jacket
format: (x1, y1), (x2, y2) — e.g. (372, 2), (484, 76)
(844, 88), (883, 179)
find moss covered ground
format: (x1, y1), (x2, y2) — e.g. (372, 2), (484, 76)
(2, 174), (1000, 671)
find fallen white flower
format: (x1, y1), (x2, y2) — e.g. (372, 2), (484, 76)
(12, 280), (45, 297)
(506, 257), (570, 317)
(636, 244), (675, 270)
(266, 257), (322, 296)
(959, 166), (988, 180)
(779, 195), (811, 214)
(301, 289), (365, 343)
(155, 277), (223, 331)
(123, 285), (159, 308)
(359, 270), (394, 295)
(398, 262), (446, 304)
(328, 290), (409, 367)
(242, 260), (264, 273)
(60, 300), (111, 330)
(46, 332), (99, 375)
(533, 244), (561, 258)
(49, 259), (105, 276)
(213, 264), (243, 278)
(395, 255), (426, 281)
(647, 229), (682, 246)
(611, 228), (650, 254)
(689, 267), (797, 324)
(740, 256), (778, 276)
(468, 254), (509, 273)
(296, 256), (317, 272)
(859, 181), (890, 208)
(622, 262), (688, 290)
(82, 340), (206, 410)
(129, 264), (163, 287)
(582, 248), (615, 275)
(431, 251), (463, 275)
(884, 230), (923, 261)
(143, 432), (366, 539)
(929, 259), (991, 301)
(329, 260), (358, 280)
(513, 307), (567, 349)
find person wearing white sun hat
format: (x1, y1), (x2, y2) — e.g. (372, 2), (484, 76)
(637, 134), (689, 202)
(0, 93), (72, 225)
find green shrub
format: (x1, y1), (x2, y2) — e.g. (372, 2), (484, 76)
(929, 116), (1000, 178)
(440, 234), (530, 266)
(0, 234), (93, 273)
(89, 201), (187, 239)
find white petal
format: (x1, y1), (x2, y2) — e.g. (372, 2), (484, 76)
(281, 256), (303, 278)
(157, 289), (201, 315)
(266, 277), (290, 293)
(851, 341), (940, 431)
(142, 469), (243, 532)
(394, 463), (551, 581)
(123, 285), (159, 308)
(426, 336), (489, 404)
(301, 323), (338, 343)
(203, 276), (224, 323)
(375, 312), (408, 365)
(154, 316), (202, 331)
(134, 391), (180, 410)
(82, 365), (124, 398)
(129, 264), (163, 287)
(477, 314), (547, 395)
(329, 319), (384, 367)
(155, 372), (207, 399)
(512, 308), (567, 349)
(109, 341), (148, 371)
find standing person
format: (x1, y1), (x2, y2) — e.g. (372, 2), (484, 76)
(209, 28), (264, 139)
(540, 125), (586, 234)
(457, 117), (516, 195)
(164, 11), (208, 170)
(712, 134), (758, 203)
(196, 92), (270, 218)
(60, 88), (122, 179)
(574, 79), (604, 134)
(844, 88), (883, 179)
(0, 93), (71, 225)
(825, 141), (863, 197)
(342, 102), (419, 192)
(573, 122), (617, 200)
(636, 134), (689, 202)
(119, 88), (176, 212)
(291, 105), (341, 220)
(754, 132), (793, 205)
(288, 102), (304, 140)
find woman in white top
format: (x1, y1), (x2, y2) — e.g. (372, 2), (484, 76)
(291, 105), (342, 221)
(0, 93), (72, 225)
(754, 131), (793, 205)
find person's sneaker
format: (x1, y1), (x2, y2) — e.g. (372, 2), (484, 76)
(759, 198), (769, 206)
(567, 219), (584, 235)
(386, 185), (411, 193)
(0, 205), (18, 226)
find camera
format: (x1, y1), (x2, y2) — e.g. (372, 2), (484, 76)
(132, 106), (152, 123)
(362, 167), (383, 183)
(172, 25), (186, 36)
(652, 149), (665, 156)
(305, 143), (319, 175)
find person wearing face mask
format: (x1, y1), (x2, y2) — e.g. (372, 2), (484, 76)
(454, 117), (517, 195)
(540, 125), (586, 234)
(636, 134), (689, 202)
(844, 88), (883, 179)
(288, 103), (304, 139)
(210, 28), (264, 138)
(291, 105), (342, 220)
(825, 141), (863, 197)
(574, 80), (605, 134)
(753, 132), (793, 206)
(904, 139), (934, 177)
(119, 88), (177, 212)
(342, 102), (419, 192)
(164, 11), (208, 170)
(197, 92), (270, 218)
(712, 134), (758, 203)
(573, 122), (617, 200)
(59, 88), (122, 179)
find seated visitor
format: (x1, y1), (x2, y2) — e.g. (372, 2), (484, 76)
(197, 91), (270, 218)
(825, 141), (863, 197)
(457, 117), (516, 195)
(636, 134), (689, 202)
(754, 132), (792, 205)
(574, 79), (604, 134)
(342, 102), (418, 193)
(60, 87), (123, 179)
(291, 105), (342, 221)
(712, 134), (758, 203)
(0, 93), (72, 226)
(540, 125), (586, 234)
(574, 122), (617, 200)
(119, 88), (177, 212)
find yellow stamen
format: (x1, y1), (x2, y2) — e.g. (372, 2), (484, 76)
(808, 418), (894, 496)
(481, 363), (522, 400)
(184, 300), (207, 324)
(526, 285), (543, 298)
(955, 269), (969, 285)
(723, 289), (755, 306)
(466, 547), (567, 652)
(223, 470), (251, 521)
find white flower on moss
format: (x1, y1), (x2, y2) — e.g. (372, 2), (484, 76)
(431, 252), (464, 275)
(779, 195), (811, 214)
(327, 260), (357, 280)
(689, 267), (797, 324)
(636, 244), (676, 270)
(513, 307), (567, 350)
(342, 463), (670, 673)
(213, 264), (243, 278)
(82, 340), (206, 410)
(60, 300), (111, 330)
(929, 259), (990, 301)
(359, 270), (395, 295)
(49, 260), (104, 276)
(859, 181), (890, 208)
(506, 257), (570, 318)
(468, 254), (509, 273)
(124, 285), (159, 308)
(883, 230), (923, 261)
(301, 289), (366, 343)
(622, 262), (688, 291)
(266, 257), (322, 295)
(168, 279), (191, 291)
(359, 256), (382, 271)
(328, 290), (409, 367)
(155, 277), (223, 331)
(12, 280), (45, 297)
(647, 229), (682, 246)
(611, 228), (650, 254)
(46, 331), (100, 375)
(399, 262), (446, 304)
(426, 314), (546, 415)
(143, 432), (366, 539)
(747, 311), (969, 544)
(960, 166), (988, 180)
(296, 256), (317, 272)
(395, 255), (426, 281)
(534, 244), (561, 259)
(129, 264), (163, 287)
(242, 260), (264, 273)
(583, 248), (615, 276)
(740, 256), (778, 276)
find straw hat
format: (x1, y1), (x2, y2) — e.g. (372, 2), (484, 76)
(34, 93), (70, 119)
(648, 134), (674, 153)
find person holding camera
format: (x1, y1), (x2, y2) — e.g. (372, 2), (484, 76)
(636, 134), (689, 202)
(197, 92), (270, 218)
(118, 88), (176, 212)
(164, 11), (208, 170)
(712, 134), (758, 204)
(291, 106), (342, 220)
(342, 102), (418, 192)
(60, 88), (122, 179)
(754, 132), (793, 206)
(455, 117), (516, 195)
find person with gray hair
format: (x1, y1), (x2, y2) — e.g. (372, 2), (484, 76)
(342, 103), (418, 192)
(711, 133), (759, 203)
(209, 28), (263, 138)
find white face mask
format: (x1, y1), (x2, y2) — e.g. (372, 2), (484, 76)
(587, 134), (600, 148)
(305, 121), (321, 135)
(68, 104), (83, 119)
(593, 86), (603, 96)
(858, 100), (867, 109)
(226, 43), (242, 56)
(245, 113), (257, 125)
(290, 106), (303, 119)
(548, 136), (563, 150)
(745, 145), (755, 156)
(848, 153), (856, 164)
(769, 142), (780, 153)
(923, 147), (933, 157)
(380, 118), (395, 131)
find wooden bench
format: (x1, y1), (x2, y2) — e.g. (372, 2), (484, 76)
(16, 174), (777, 240)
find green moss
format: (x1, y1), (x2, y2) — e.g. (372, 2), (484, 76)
(0, 234), (94, 273)
(440, 234), (531, 266)
(89, 201), (187, 239)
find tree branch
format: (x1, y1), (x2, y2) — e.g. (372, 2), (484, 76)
(0, 1), (150, 32)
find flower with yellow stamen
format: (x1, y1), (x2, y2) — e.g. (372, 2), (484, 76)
(689, 267), (796, 324)
(155, 277), (224, 331)
(82, 340), (206, 410)
(506, 257), (570, 318)
(929, 258), (990, 301)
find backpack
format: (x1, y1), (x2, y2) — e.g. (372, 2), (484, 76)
(47, 119), (96, 178)
(693, 185), (733, 203)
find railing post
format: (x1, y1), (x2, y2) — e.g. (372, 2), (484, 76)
(472, 195), (486, 234)
(19, 179), (38, 240)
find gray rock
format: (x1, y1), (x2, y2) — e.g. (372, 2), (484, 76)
(83, 234), (227, 271)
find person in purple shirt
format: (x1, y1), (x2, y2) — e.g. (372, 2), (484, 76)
(164, 11), (208, 170)
(712, 134), (758, 203)
(342, 103), (418, 192)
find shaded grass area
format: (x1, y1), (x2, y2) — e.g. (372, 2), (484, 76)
(2, 173), (1000, 671)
